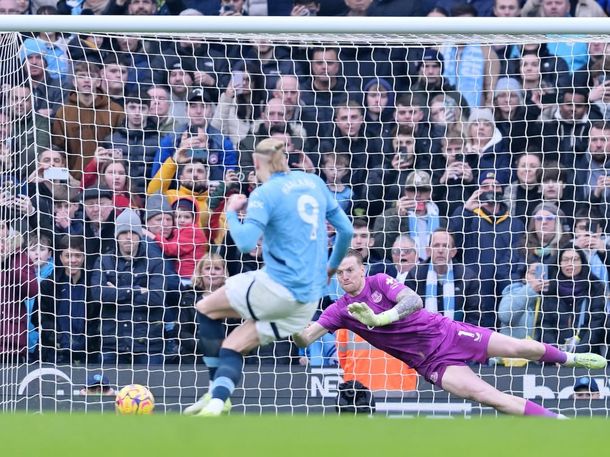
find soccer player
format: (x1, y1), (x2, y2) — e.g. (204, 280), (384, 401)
(294, 249), (607, 418)
(185, 138), (354, 416)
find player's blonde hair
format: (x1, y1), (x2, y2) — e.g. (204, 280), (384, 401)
(254, 138), (289, 173)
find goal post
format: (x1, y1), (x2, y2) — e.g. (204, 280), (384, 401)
(0, 15), (608, 416)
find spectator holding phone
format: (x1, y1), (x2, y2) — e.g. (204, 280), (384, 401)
(364, 128), (420, 216)
(211, 62), (264, 147)
(432, 129), (476, 218)
(290, 0), (320, 16)
(81, 145), (124, 189)
(373, 170), (442, 262)
(150, 87), (237, 182)
(448, 171), (524, 328)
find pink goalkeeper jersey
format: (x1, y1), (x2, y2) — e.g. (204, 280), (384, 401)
(317, 273), (486, 374)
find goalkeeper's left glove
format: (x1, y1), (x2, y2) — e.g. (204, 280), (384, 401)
(347, 302), (399, 327)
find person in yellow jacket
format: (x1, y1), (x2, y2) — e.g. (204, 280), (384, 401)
(335, 328), (417, 392)
(147, 143), (213, 234)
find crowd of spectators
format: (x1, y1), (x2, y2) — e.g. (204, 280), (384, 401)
(0, 0), (609, 368)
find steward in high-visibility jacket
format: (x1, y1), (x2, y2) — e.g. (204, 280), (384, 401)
(335, 329), (417, 391)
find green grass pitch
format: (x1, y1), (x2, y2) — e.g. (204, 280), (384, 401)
(2, 414), (607, 456)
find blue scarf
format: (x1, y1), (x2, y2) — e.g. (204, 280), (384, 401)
(424, 262), (457, 321)
(407, 203), (440, 260)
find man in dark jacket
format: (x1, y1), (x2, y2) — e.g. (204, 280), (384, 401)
(448, 171), (525, 328)
(405, 229), (482, 326)
(90, 208), (167, 365)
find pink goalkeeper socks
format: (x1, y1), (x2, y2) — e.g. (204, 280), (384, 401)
(523, 400), (558, 418)
(538, 343), (568, 364)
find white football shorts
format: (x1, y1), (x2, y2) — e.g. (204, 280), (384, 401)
(225, 269), (318, 345)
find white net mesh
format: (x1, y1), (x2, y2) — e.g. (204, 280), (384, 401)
(0, 28), (608, 416)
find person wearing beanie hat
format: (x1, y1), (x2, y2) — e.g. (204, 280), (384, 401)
(142, 192), (175, 245)
(145, 193), (173, 224)
(363, 77), (395, 139)
(115, 208), (144, 239)
(493, 77), (534, 154)
(90, 209), (168, 364)
(151, 196), (208, 281)
(464, 107), (511, 179)
(494, 77), (524, 104)
(412, 48), (469, 119)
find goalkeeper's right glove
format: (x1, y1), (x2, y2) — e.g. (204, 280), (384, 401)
(347, 302), (399, 327)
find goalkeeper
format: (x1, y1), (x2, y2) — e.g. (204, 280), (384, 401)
(294, 249), (607, 418)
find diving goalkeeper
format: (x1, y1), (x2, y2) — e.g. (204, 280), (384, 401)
(294, 249), (607, 418)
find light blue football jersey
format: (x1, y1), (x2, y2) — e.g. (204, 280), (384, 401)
(245, 171), (339, 303)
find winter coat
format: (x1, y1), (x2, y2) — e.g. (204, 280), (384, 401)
(155, 197), (208, 278)
(38, 268), (96, 360)
(0, 252), (37, 356)
(498, 282), (545, 340)
(52, 92), (124, 178)
(540, 278), (608, 354)
(90, 239), (167, 354)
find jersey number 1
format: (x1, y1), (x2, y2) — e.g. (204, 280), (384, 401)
(297, 194), (320, 240)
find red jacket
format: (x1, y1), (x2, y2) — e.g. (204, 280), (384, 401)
(155, 196), (208, 278)
(0, 252), (37, 356)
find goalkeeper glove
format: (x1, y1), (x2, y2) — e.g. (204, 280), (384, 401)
(347, 302), (399, 327)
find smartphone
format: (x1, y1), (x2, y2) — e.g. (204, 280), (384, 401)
(397, 146), (411, 162)
(455, 153), (465, 162)
(589, 220), (600, 234)
(232, 71), (244, 95)
(535, 263), (548, 281)
(43, 167), (70, 181)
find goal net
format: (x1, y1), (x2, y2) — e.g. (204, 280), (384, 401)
(1, 21), (609, 416)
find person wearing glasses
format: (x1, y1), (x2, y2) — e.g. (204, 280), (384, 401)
(390, 235), (419, 283)
(405, 229), (481, 326)
(542, 247), (608, 355)
(512, 202), (571, 281)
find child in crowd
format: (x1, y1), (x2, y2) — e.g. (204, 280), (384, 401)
(25, 234), (54, 356)
(320, 152), (352, 213)
(153, 196), (208, 284)
(192, 253), (228, 297)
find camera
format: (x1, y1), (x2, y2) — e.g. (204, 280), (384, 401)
(479, 191), (499, 204)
